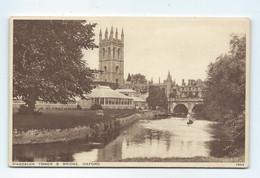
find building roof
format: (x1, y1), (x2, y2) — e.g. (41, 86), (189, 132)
(87, 85), (132, 99)
(75, 96), (92, 102)
(131, 96), (146, 102)
(116, 89), (137, 93)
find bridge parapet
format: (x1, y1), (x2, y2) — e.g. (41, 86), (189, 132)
(168, 97), (203, 102)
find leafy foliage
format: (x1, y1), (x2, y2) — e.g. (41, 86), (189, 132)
(130, 73), (148, 93)
(18, 104), (42, 115)
(13, 20), (98, 113)
(90, 103), (103, 110)
(146, 86), (168, 110)
(203, 34), (246, 156)
(130, 73), (147, 84)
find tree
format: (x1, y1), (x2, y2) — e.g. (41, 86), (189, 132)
(204, 34), (246, 121)
(131, 73), (147, 84)
(13, 20), (98, 113)
(146, 86), (168, 110)
(90, 103), (102, 110)
(203, 34), (246, 155)
(130, 73), (148, 93)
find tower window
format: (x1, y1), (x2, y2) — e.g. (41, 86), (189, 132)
(113, 47), (115, 58)
(118, 48), (121, 59)
(116, 79), (119, 83)
(102, 48), (106, 58)
(116, 66), (119, 73)
(108, 47), (111, 56)
(102, 48), (105, 58)
(104, 66), (107, 72)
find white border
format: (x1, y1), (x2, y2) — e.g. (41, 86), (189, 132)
(8, 16), (250, 168)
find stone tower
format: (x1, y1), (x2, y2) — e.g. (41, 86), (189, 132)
(99, 27), (124, 86)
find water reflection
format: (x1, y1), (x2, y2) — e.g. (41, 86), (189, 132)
(13, 140), (104, 162)
(73, 118), (214, 162)
(13, 117), (218, 162)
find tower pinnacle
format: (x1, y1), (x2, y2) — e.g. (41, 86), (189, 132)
(105, 28), (108, 39)
(99, 29), (102, 42)
(109, 26), (114, 39)
(121, 28), (124, 41)
(115, 28), (118, 39)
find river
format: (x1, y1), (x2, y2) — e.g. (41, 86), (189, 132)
(13, 117), (224, 162)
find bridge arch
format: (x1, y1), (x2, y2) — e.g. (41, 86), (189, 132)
(192, 104), (203, 112)
(168, 98), (204, 115)
(173, 104), (188, 115)
(191, 104), (204, 116)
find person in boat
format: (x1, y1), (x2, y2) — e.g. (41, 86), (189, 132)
(187, 113), (194, 125)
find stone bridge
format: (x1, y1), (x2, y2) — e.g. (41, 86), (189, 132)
(168, 97), (204, 114)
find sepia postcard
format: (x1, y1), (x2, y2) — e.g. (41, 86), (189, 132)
(9, 17), (250, 168)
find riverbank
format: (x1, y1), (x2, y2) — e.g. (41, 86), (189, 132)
(13, 110), (154, 145)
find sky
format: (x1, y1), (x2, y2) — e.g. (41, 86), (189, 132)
(83, 17), (248, 85)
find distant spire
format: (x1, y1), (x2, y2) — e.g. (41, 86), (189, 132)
(159, 77), (161, 85)
(109, 26), (114, 39)
(121, 28), (124, 41)
(115, 28), (118, 39)
(121, 28), (124, 36)
(105, 28), (108, 39)
(167, 69), (172, 82)
(151, 77), (153, 84)
(99, 29), (102, 42)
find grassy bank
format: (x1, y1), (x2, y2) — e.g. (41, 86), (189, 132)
(13, 109), (139, 131)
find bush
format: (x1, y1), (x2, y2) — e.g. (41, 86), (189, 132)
(18, 105), (29, 115)
(90, 103), (102, 110)
(77, 104), (82, 110)
(18, 104), (42, 115)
